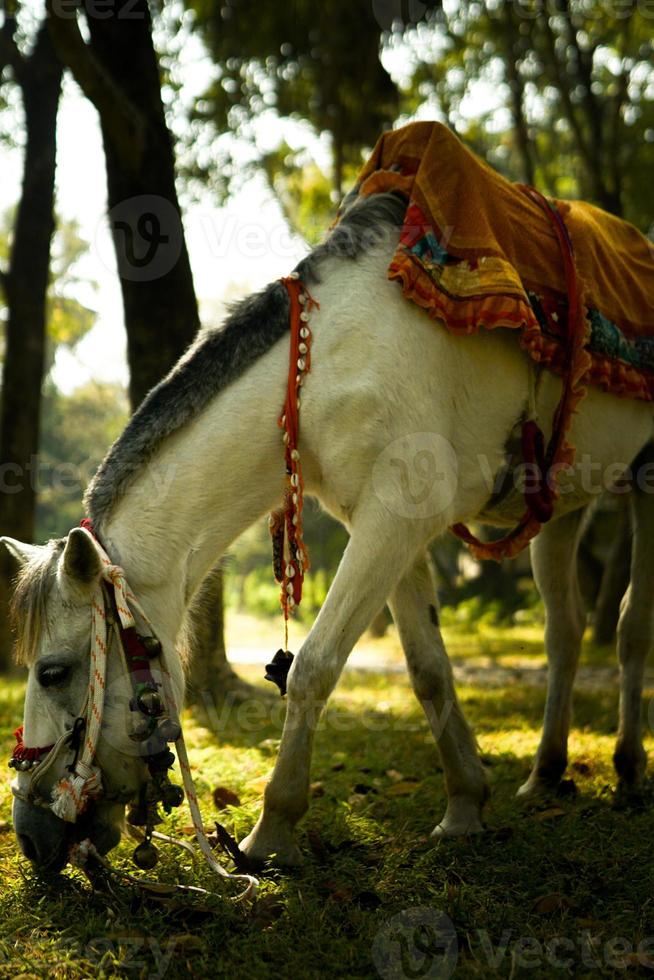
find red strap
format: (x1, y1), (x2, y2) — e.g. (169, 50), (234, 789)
(451, 186), (586, 561)
(271, 277), (318, 619)
(11, 726), (54, 762)
(78, 519), (158, 685)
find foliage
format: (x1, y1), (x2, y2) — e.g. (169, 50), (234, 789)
(402, 1), (654, 225)
(186, 0), (400, 196)
(1, 626), (653, 978)
(36, 381), (129, 541)
(0, 210), (97, 368)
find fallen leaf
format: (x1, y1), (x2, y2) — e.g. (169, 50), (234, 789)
(533, 807), (566, 821)
(171, 935), (205, 951)
(251, 895), (285, 929)
(387, 781), (421, 797)
(213, 786), (242, 810)
(355, 890), (381, 910)
(322, 879), (353, 902)
(487, 827), (514, 842)
(307, 829), (333, 861)
(385, 769), (404, 783)
(532, 893), (570, 914)
(310, 781), (325, 798)
(618, 952), (654, 969)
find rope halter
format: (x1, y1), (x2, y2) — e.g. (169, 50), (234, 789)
(10, 525), (258, 901)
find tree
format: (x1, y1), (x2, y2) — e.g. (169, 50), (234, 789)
(185, 0), (401, 198)
(404, 1), (654, 226)
(46, 0), (200, 409)
(0, 12), (62, 670)
(46, 0), (254, 701)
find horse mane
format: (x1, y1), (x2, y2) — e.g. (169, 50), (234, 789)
(85, 192), (406, 530)
(10, 539), (65, 664)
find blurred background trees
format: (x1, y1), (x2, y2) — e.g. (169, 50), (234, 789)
(0, 0), (652, 671)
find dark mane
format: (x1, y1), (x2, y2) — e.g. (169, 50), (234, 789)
(85, 192), (406, 529)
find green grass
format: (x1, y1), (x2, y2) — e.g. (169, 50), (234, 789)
(1, 626), (653, 979)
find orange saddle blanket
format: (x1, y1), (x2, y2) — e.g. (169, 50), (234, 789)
(351, 121), (654, 402)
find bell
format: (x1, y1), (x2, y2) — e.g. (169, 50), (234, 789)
(139, 635), (162, 659)
(146, 748), (176, 774)
(129, 716), (153, 742)
(126, 804), (148, 827)
(161, 782), (184, 809)
(133, 839), (159, 870)
(136, 689), (164, 718)
(18, 759), (33, 772)
(157, 718), (181, 743)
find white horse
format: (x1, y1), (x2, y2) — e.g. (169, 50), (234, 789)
(4, 192), (654, 871)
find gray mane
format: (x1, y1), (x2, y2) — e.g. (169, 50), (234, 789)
(85, 191), (406, 529)
(10, 539), (65, 664)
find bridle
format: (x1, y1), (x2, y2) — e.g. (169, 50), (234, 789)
(8, 272), (318, 897)
(9, 524), (258, 900)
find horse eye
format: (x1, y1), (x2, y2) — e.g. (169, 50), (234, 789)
(37, 664), (71, 688)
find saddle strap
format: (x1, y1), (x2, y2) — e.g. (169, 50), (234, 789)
(451, 185), (587, 561)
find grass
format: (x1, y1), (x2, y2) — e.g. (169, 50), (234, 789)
(1, 621), (653, 979)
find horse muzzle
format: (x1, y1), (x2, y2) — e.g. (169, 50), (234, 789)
(13, 797), (122, 873)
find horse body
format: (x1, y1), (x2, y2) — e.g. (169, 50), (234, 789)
(5, 198), (654, 870)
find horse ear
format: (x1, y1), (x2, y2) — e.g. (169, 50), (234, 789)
(62, 528), (102, 585)
(0, 537), (43, 568)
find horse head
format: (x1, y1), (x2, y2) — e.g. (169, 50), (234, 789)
(1, 528), (181, 872)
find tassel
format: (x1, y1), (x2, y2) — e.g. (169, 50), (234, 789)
(51, 765), (102, 822)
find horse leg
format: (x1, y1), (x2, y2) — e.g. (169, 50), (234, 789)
(614, 458), (654, 796)
(239, 509), (439, 865)
(389, 553), (488, 835)
(517, 508), (587, 798)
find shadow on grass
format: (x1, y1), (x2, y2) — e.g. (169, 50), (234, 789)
(2, 666), (654, 979)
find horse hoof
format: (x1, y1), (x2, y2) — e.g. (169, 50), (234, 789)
(239, 830), (303, 869)
(613, 782), (646, 811)
(517, 776), (576, 802)
(431, 812), (484, 838)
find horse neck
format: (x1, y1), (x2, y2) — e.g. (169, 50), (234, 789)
(99, 338), (290, 646)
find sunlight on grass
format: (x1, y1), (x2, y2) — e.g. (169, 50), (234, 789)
(1, 626), (654, 978)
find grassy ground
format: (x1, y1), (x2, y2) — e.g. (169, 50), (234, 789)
(1, 622), (654, 979)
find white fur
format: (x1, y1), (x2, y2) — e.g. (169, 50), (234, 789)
(11, 240), (654, 862)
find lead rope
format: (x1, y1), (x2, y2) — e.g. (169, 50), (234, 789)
(69, 536), (257, 902)
(50, 589), (108, 820)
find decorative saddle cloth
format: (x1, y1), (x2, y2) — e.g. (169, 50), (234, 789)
(351, 121), (654, 403)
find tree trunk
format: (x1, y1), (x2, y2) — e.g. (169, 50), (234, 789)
(48, 1), (249, 694)
(0, 26), (62, 671)
(82, 0), (199, 408)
